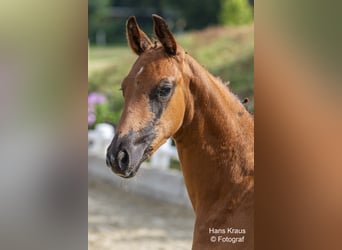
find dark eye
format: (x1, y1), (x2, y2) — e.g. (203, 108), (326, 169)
(158, 84), (173, 98)
(149, 80), (174, 102)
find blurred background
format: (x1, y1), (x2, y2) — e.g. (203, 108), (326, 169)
(0, 1), (341, 250)
(88, 1), (254, 250)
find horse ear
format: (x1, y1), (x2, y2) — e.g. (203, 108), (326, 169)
(152, 14), (177, 55)
(126, 16), (153, 55)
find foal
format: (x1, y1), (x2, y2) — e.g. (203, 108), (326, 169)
(106, 15), (254, 250)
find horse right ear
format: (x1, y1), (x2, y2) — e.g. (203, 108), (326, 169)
(126, 16), (153, 55)
(152, 14), (177, 55)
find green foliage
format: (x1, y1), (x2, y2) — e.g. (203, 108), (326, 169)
(170, 0), (221, 29)
(169, 159), (181, 171)
(89, 0), (111, 28)
(88, 0), (254, 44)
(94, 102), (121, 127)
(220, 0), (254, 25)
(88, 63), (126, 126)
(88, 0), (111, 42)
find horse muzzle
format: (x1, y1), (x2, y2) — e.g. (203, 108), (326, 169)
(106, 130), (154, 178)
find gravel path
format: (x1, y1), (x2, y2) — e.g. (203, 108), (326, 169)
(88, 175), (195, 250)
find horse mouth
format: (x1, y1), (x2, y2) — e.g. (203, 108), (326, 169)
(114, 169), (136, 179)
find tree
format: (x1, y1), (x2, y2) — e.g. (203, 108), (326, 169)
(88, 0), (111, 43)
(170, 0), (221, 29)
(220, 0), (253, 25)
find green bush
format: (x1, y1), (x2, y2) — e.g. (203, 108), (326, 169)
(94, 102), (121, 127)
(220, 0), (254, 25)
(88, 65), (125, 126)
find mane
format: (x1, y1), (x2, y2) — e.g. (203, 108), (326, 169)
(214, 73), (253, 115)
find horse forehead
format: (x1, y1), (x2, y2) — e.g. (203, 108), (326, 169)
(131, 60), (174, 79)
(139, 50), (176, 68)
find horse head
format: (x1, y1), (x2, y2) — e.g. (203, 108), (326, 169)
(106, 15), (189, 178)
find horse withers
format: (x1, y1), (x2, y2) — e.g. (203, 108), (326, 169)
(106, 15), (254, 250)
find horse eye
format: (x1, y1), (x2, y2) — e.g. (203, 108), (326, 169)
(158, 85), (172, 98)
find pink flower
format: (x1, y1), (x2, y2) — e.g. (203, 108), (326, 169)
(88, 92), (106, 125)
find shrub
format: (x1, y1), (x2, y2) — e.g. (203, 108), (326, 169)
(88, 92), (119, 129)
(220, 0), (254, 25)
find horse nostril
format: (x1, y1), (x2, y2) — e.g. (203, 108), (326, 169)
(117, 150), (129, 170)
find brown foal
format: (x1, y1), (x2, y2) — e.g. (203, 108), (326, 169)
(106, 15), (254, 250)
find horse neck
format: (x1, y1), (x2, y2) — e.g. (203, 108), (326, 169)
(174, 55), (254, 214)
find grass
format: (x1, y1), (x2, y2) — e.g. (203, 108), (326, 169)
(88, 24), (254, 125)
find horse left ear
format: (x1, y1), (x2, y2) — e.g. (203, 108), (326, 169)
(126, 16), (153, 55)
(152, 14), (177, 55)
